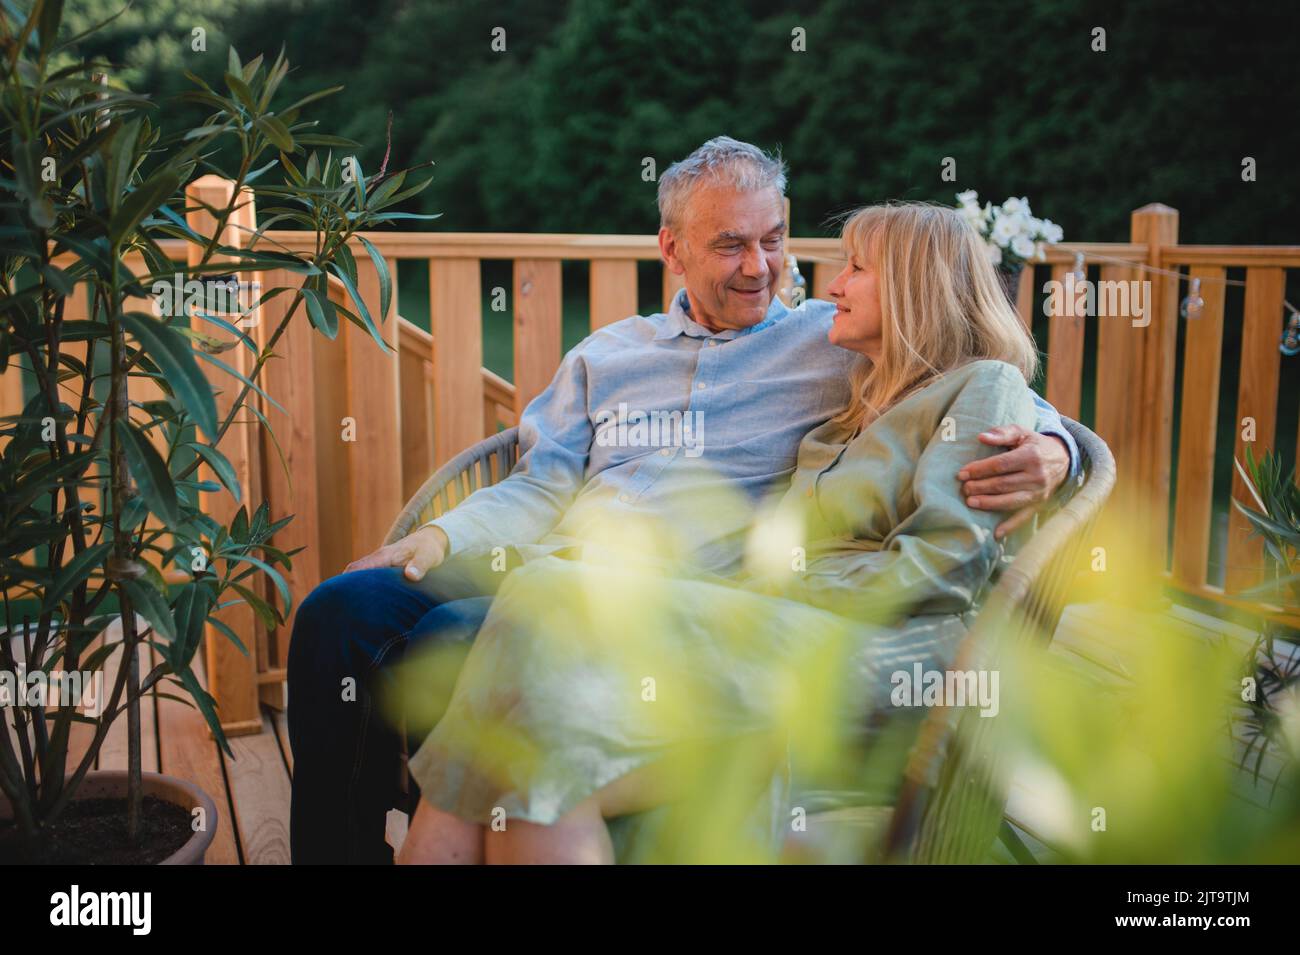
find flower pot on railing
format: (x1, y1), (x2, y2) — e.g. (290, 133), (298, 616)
(997, 262), (1025, 309)
(954, 191), (1060, 314)
(0, 771), (218, 865)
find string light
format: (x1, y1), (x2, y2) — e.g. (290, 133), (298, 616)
(1180, 277), (1204, 320)
(1282, 308), (1300, 357)
(795, 244), (1300, 355)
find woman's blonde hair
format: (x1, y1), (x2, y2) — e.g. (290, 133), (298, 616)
(832, 201), (1039, 431)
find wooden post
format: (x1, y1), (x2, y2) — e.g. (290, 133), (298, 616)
(398, 318), (436, 502)
(310, 329), (353, 578)
(185, 175), (263, 737)
(1015, 266), (1035, 333)
(254, 268), (322, 704)
(430, 259), (484, 467)
(1044, 263), (1084, 420)
(812, 261), (840, 301)
(1129, 204), (1180, 569)
(0, 354), (21, 411)
(1225, 267), (1285, 593)
(0, 348), (24, 451)
(512, 259), (562, 417)
(1170, 267), (1226, 591)
(343, 252), (403, 554)
(589, 260), (638, 331)
(1093, 262), (1142, 479)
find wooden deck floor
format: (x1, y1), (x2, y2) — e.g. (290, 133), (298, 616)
(13, 600), (1294, 864)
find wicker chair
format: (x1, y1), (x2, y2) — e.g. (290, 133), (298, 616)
(386, 419), (1116, 863)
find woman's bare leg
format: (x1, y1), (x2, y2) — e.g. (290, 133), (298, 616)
(485, 796), (614, 864)
(396, 799), (484, 864)
(487, 740), (778, 864)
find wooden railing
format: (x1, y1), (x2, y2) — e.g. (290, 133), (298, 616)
(3, 180), (1296, 732)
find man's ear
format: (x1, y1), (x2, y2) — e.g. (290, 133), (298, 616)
(658, 226), (686, 276)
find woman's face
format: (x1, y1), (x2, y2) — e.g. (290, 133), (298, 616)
(825, 244), (883, 360)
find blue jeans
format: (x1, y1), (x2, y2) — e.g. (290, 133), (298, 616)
(286, 559), (502, 864)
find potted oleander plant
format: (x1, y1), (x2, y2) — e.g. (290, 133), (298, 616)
(0, 3), (432, 862)
(1232, 450), (1300, 797)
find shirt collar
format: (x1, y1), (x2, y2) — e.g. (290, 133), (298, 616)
(652, 287), (790, 341)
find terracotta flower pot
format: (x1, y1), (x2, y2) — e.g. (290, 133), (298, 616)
(1, 770), (218, 865)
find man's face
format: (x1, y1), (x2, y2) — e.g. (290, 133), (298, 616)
(658, 185), (786, 333)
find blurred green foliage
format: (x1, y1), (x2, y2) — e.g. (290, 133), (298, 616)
(68, 0), (1297, 242)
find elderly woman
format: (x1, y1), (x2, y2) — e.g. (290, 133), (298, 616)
(397, 201), (1042, 864)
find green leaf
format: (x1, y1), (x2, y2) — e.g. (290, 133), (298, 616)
(177, 665), (232, 757)
(226, 553), (292, 617)
(1231, 499), (1300, 548)
(360, 211), (442, 222)
(333, 239), (358, 286)
(207, 615), (249, 657)
(109, 169), (183, 247)
(38, 0), (65, 54)
(328, 262), (389, 352)
(42, 541), (112, 613)
(168, 583), (212, 671)
(118, 419), (181, 527)
(357, 235), (391, 324)
(365, 170), (405, 209)
(224, 71), (257, 112)
(282, 86), (345, 114)
(254, 115), (294, 152)
(122, 579), (178, 643)
(107, 118), (141, 214)
(230, 505), (250, 542)
(193, 348), (285, 415)
(294, 134), (360, 148)
(40, 263), (74, 296)
(189, 442), (242, 503)
(248, 401), (290, 486)
(228, 579), (279, 630)
(119, 311), (218, 437)
(304, 287), (338, 339)
(217, 247), (320, 274)
(109, 170), (183, 248)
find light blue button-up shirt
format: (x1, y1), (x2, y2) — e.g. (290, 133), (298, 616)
(429, 289), (1078, 576)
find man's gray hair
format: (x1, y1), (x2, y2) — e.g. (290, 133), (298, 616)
(657, 136), (787, 232)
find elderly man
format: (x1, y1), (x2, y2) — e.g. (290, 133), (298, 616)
(286, 136), (1077, 864)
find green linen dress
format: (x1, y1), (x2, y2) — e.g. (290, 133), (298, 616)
(406, 359), (1038, 839)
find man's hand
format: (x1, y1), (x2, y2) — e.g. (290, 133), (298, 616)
(957, 425), (1070, 540)
(344, 525), (449, 581)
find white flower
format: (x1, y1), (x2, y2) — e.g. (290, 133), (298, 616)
(1011, 234), (1036, 260)
(985, 243), (1003, 266)
(1042, 219), (1064, 244)
(959, 202), (985, 230)
(955, 189), (979, 207)
(1001, 196), (1024, 215)
(991, 214), (1018, 246)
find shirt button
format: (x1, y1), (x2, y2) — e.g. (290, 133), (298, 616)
(697, 382), (707, 390)
(804, 487), (814, 498)
(660, 448), (672, 456)
(707, 340), (718, 346)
